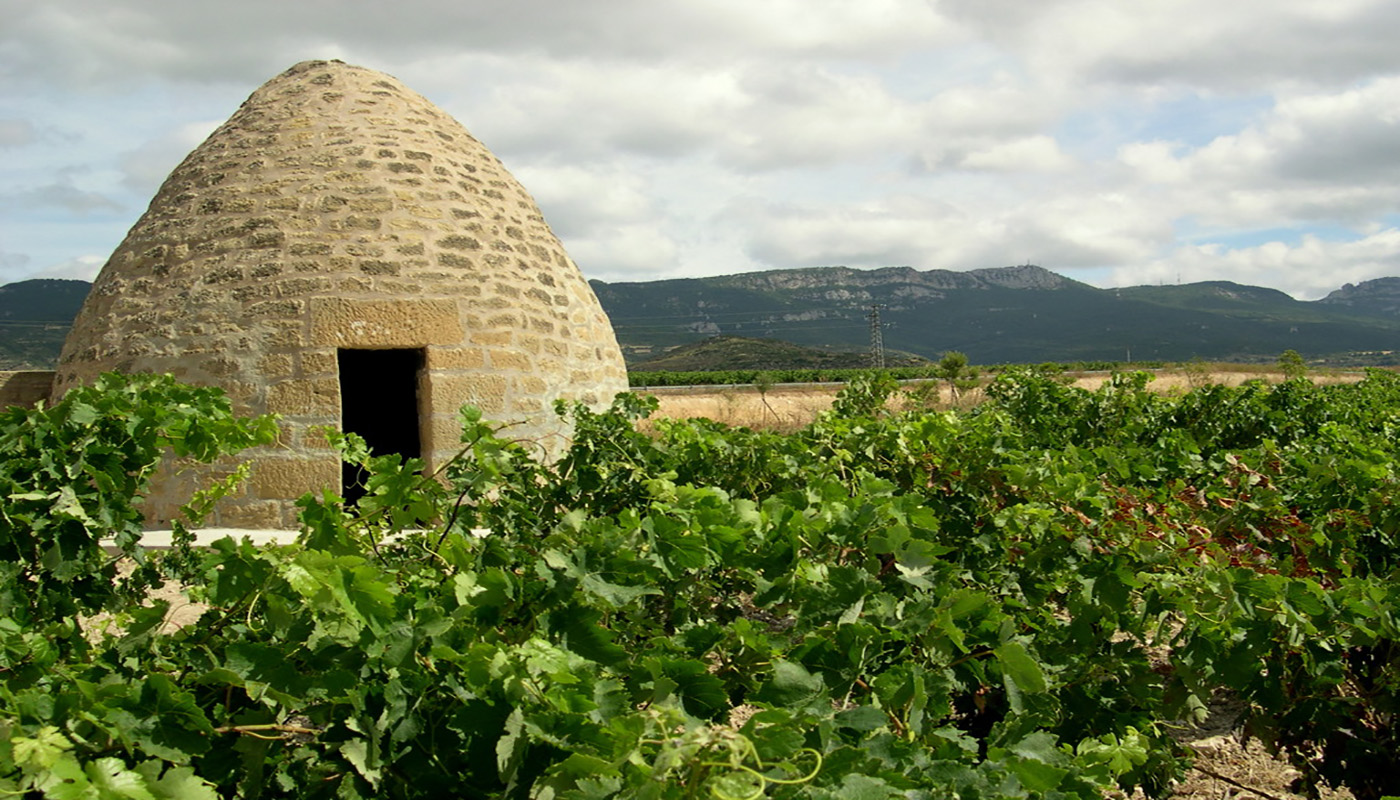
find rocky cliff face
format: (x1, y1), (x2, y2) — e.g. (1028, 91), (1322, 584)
(695, 265), (1076, 312)
(710, 264), (1073, 293)
(1319, 277), (1400, 317)
(973, 265), (1075, 290)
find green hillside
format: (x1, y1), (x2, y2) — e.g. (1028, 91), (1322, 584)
(0, 279), (90, 369)
(3, 268), (1399, 370)
(593, 266), (1400, 365)
(631, 335), (928, 371)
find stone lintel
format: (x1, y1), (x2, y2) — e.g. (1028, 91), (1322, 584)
(309, 297), (463, 347)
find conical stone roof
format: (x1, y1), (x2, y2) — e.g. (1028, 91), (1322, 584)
(55, 60), (628, 529)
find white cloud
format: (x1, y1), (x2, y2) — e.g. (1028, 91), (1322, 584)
(718, 65), (924, 170)
(907, 79), (1074, 172)
(955, 135), (1075, 172)
(514, 164), (660, 236)
(0, 250), (31, 276)
(0, 119), (36, 147)
(724, 193), (955, 267)
(1117, 140), (1189, 184)
(474, 57), (937, 174)
(0, 0), (957, 90)
(32, 254), (105, 281)
(1115, 229), (1400, 299)
(725, 186), (1167, 273)
(1116, 78), (1400, 230)
(4, 182), (122, 215)
(509, 164), (684, 278)
(3, 0), (1400, 302)
(922, 81), (1063, 137)
(1243, 78), (1400, 184)
(119, 119), (221, 194)
(568, 225), (681, 279)
(470, 59), (742, 162)
(939, 0), (1400, 90)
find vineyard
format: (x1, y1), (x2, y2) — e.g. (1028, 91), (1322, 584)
(2, 369), (1399, 798)
(627, 360), (1167, 388)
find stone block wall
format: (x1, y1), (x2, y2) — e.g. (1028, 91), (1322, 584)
(0, 371), (55, 410)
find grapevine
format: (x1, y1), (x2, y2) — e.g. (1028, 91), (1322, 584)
(1, 369), (1398, 797)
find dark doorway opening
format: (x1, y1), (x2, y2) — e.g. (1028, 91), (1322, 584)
(338, 348), (424, 504)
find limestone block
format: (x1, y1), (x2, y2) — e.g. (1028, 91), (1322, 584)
(517, 333), (543, 354)
(438, 235), (481, 250)
(266, 377), (339, 415)
(199, 356), (244, 378)
(289, 241), (333, 257)
(367, 281), (414, 295)
(488, 351), (531, 372)
(299, 350), (338, 376)
(258, 353), (295, 379)
(219, 381), (261, 409)
(264, 320), (307, 349)
(250, 457), (340, 500)
(486, 311), (521, 328)
(424, 414), (464, 452)
(245, 299), (305, 319)
(425, 347), (486, 370)
(309, 297), (463, 347)
(510, 395), (546, 416)
(218, 500), (289, 530)
(0, 371), (56, 409)
(437, 253), (474, 268)
(299, 424), (337, 450)
(277, 277), (329, 296)
(469, 330), (513, 347)
(432, 373), (508, 417)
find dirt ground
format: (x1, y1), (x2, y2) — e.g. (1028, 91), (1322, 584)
(1158, 699), (1354, 800)
(80, 563), (209, 639)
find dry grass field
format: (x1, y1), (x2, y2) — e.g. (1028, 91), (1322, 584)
(642, 367), (1368, 431)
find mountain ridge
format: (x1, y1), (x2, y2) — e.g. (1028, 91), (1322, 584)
(1317, 276), (1400, 318)
(705, 264), (1080, 294)
(0, 279), (94, 369)
(1, 268), (1397, 370)
(629, 335), (928, 372)
(591, 265), (1400, 365)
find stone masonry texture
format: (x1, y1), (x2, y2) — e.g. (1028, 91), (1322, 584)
(54, 60), (629, 529)
(0, 371), (56, 410)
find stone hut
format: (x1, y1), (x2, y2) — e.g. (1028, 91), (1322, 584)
(54, 60), (628, 529)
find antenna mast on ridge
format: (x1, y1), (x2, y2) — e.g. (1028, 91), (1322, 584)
(867, 304), (886, 369)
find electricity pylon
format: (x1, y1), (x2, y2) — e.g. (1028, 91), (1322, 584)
(867, 304), (886, 369)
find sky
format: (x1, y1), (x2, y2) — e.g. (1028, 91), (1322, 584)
(4, 1), (1400, 300)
